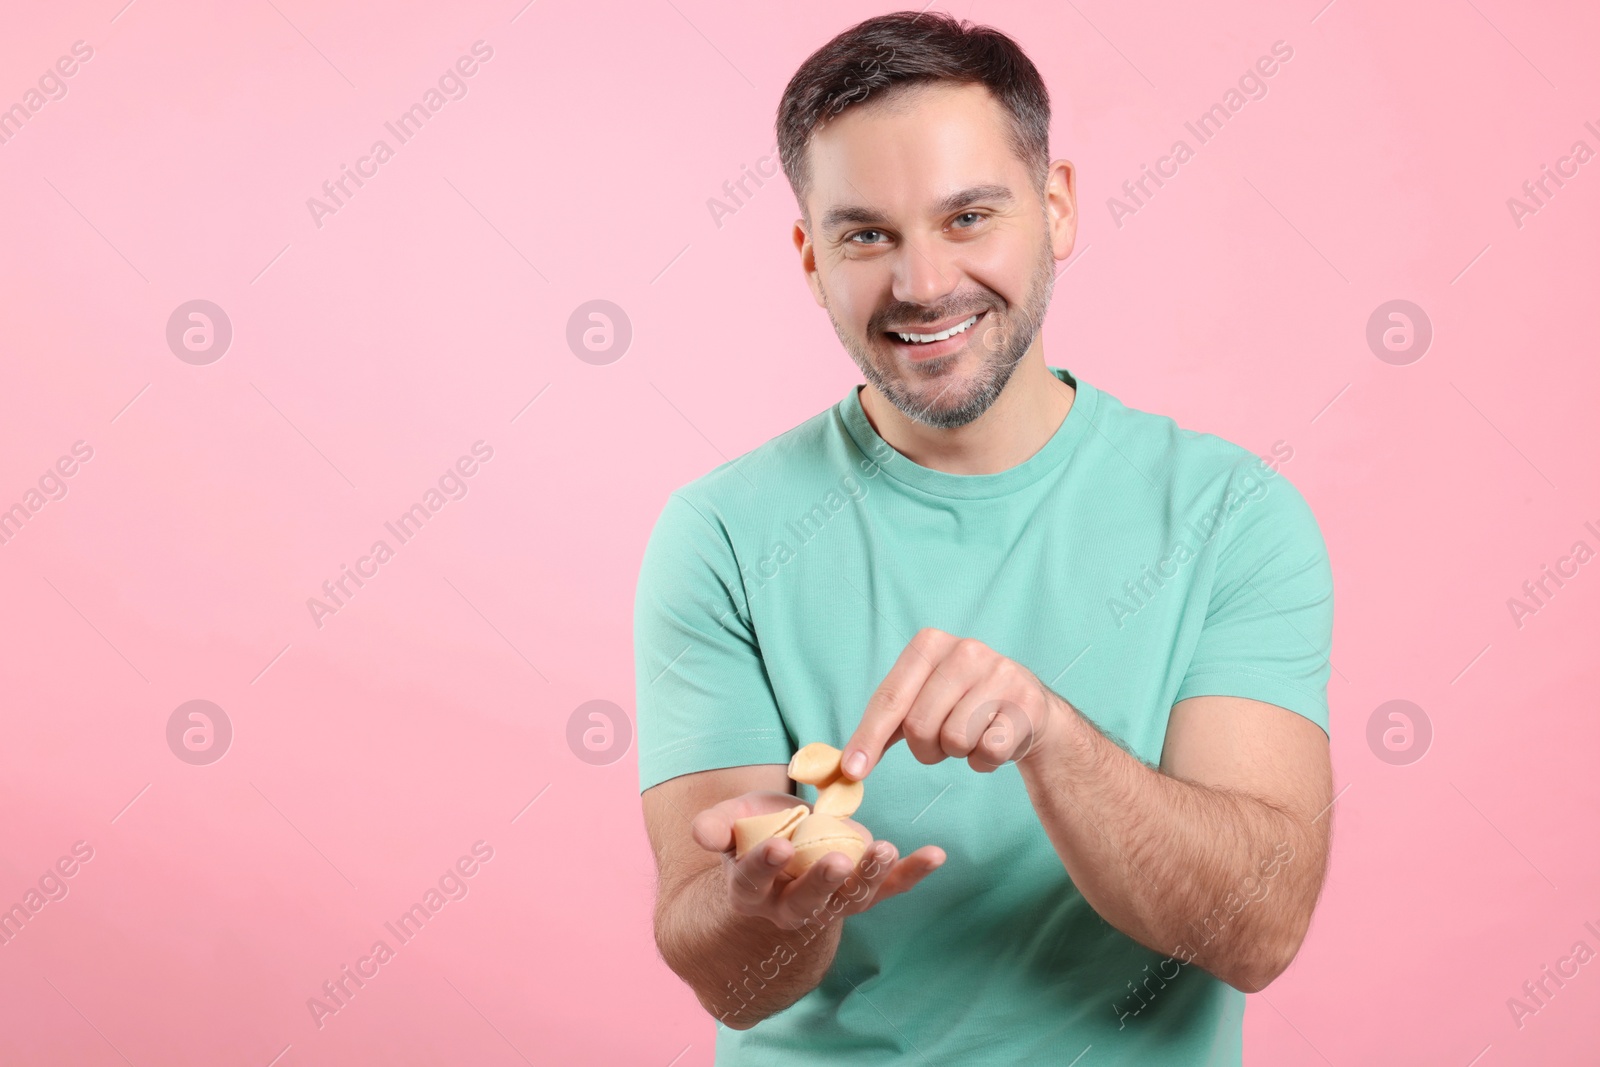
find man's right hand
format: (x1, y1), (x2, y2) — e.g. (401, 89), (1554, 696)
(689, 789), (946, 931)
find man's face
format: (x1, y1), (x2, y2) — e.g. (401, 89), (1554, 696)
(796, 81), (1070, 429)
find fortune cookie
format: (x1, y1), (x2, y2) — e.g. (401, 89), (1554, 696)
(789, 742), (863, 817)
(788, 742), (844, 785)
(782, 813), (867, 879)
(814, 776), (863, 817)
(729, 742), (870, 877)
(724, 742), (866, 877)
(732, 804), (808, 859)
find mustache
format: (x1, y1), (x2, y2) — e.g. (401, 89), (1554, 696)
(873, 305), (995, 332)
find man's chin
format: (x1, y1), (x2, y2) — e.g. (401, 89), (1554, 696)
(883, 373), (984, 428)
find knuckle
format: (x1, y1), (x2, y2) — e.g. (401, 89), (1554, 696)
(899, 702), (931, 733)
(953, 637), (986, 662)
(904, 716), (941, 748)
(978, 710), (1010, 743)
(939, 716), (972, 752)
(994, 657), (1025, 685)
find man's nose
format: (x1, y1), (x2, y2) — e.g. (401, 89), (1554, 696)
(889, 235), (962, 311)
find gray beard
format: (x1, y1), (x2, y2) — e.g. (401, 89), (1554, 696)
(826, 237), (1057, 429)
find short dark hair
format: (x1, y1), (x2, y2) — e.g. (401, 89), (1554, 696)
(776, 10), (1052, 224)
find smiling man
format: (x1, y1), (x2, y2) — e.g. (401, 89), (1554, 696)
(636, 11), (1335, 1066)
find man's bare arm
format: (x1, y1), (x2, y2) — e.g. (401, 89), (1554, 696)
(1016, 692), (1333, 991)
(644, 764), (935, 1029)
(837, 629), (1332, 993)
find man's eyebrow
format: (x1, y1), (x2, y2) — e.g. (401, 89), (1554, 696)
(820, 184), (1016, 234)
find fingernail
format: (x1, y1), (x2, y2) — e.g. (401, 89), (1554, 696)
(765, 848), (786, 866)
(844, 751), (867, 777)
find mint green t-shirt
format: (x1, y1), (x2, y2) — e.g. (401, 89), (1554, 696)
(633, 367), (1333, 1066)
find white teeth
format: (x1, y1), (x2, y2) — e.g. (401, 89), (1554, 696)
(893, 313), (979, 344)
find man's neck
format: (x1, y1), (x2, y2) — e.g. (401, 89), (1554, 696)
(859, 350), (1076, 476)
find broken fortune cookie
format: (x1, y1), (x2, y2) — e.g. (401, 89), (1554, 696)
(732, 804), (808, 859)
(789, 742), (863, 817)
(729, 743), (868, 875)
(788, 742), (843, 784)
(782, 812), (867, 879)
(814, 777), (863, 818)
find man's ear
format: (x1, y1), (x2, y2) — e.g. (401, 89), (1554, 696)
(794, 220), (826, 308)
(1044, 160), (1078, 263)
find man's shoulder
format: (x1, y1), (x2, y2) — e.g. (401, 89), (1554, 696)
(1081, 387), (1332, 666)
(1089, 381), (1322, 550)
(1091, 382), (1277, 487)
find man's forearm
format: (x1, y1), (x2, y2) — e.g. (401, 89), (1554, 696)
(1018, 692), (1326, 991)
(655, 864), (853, 1029)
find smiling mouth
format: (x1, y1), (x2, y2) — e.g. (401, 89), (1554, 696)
(885, 313), (982, 345)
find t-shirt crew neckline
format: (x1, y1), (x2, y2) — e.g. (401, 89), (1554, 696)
(840, 366), (1098, 501)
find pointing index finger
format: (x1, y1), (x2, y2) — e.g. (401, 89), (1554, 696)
(842, 628), (954, 779)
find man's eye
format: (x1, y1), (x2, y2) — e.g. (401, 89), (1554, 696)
(849, 229), (887, 245)
(954, 212), (984, 228)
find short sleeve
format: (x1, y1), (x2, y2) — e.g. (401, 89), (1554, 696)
(1174, 464), (1335, 737)
(634, 492), (794, 793)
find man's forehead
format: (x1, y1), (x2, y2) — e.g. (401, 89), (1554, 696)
(803, 82), (1020, 230)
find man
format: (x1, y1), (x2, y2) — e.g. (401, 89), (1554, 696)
(636, 10), (1334, 1065)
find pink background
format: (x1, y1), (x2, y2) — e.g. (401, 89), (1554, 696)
(2, 0), (1596, 1063)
